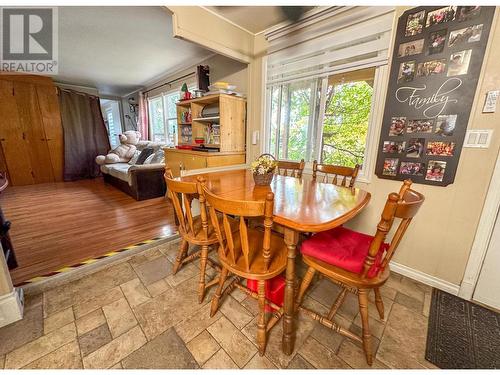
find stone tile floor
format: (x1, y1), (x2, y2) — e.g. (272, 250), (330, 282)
(0, 239), (438, 369)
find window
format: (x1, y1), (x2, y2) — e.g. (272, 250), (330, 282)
(321, 68), (375, 167)
(269, 79), (320, 162)
(147, 87), (194, 145)
(267, 67), (376, 170)
(100, 99), (123, 148)
(264, 7), (393, 179)
(148, 91), (180, 145)
(149, 96), (166, 143)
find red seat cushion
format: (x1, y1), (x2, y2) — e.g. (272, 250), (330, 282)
(300, 226), (389, 278)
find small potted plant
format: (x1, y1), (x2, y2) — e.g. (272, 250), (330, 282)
(251, 154), (277, 186)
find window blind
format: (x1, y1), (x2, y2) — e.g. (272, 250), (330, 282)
(265, 6), (395, 86)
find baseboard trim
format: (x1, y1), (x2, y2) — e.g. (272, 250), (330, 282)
(390, 261), (461, 296)
(0, 288), (24, 328)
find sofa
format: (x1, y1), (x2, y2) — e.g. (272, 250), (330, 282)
(100, 141), (167, 200)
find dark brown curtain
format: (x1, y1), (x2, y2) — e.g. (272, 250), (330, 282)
(59, 89), (110, 181)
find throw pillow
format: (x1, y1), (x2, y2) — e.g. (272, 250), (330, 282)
(150, 149), (165, 164)
(128, 150), (141, 165)
(143, 154), (155, 164)
(135, 147), (154, 165)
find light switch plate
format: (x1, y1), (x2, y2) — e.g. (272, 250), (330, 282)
(464, 130), (493, 148)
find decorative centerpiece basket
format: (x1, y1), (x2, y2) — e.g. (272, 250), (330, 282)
(251, 153), (277, 186)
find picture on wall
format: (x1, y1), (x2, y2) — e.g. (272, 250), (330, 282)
(383, 141), (406, 154)
(398, 39), (425, 57)
(405, 10), (425, 36)
(447, 49), (472, 76)
(406, 138), (425, 158)
(426, 6), (457, 27)
(434, 115), (457, 136)
(398, 61), (416, 82)
(428, 29), (447, 55)
(375, 6), (495, 186)
(389, 117), (406, 136)
(449, 25), (483, 47)
(457, 6), (481, 22)
(417, 59), (447, 77)
(425, 161), (447, 182)
(383, 158), (399, 176)
(407, 119), (434, 133)
(426, 141), (456, 156)
(400, 162), (426, 176)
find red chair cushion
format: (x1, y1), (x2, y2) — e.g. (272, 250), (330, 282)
(300, 226), (389, 278)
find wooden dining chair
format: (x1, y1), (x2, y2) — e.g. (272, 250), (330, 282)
(276, 159), (305, 178)
(296, 180), (424, 365)
(312, 160), (360, 187)
(164, 168), (225, 303)
(198, 176), (288, 356)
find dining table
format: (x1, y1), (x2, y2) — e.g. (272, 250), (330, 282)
(178, 168), (371, 355)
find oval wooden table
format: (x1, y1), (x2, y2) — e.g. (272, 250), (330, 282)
(178, 168), (371, 355)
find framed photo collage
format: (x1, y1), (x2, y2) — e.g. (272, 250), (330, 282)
(375, 6), (495, 186)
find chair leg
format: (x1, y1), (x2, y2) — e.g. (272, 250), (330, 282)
(173, 239), (189, 275)
(374, 288), (384, 320)
(296, 267), (316, 307)
(257, 279), (267, 356)
(198, 245), (209, 304)
(328, 287), (347, 320)
(358, 288), (373, 366)
(210, 267), (229, 317)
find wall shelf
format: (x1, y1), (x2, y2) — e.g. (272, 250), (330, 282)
(192, 116), (220, 122)
(175, 93), (246, 153)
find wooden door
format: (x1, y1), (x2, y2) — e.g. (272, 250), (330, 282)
(36, 84), (64, 181)
(0, 79), (35, 185)
(13, 81), (54, 183)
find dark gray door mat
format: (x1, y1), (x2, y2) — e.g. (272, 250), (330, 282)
(425, 288), (500, 369)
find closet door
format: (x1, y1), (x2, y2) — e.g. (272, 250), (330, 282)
(0, 79), (35, 185)
(36, 84), (64, 182)
(13, 81), (54, 184)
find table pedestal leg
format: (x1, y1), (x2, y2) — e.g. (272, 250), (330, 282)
(282, 228), (299, 355)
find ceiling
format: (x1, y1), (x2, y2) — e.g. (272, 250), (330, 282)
(206, 6), (292, 34)
(56, 7), (212, 96)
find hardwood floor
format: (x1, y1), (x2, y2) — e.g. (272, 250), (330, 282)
(1, 178), (176, 285)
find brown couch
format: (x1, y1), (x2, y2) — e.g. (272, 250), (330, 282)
(99, 142), (167, 200)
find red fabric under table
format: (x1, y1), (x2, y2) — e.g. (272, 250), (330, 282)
(247, 275), (286, 312)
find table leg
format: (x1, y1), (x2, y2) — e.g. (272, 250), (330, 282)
(282, 228), (299, 355)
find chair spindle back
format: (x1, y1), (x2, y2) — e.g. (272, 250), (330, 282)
(164, 168), (200, 237)
(312, 160), (360, 187)
(276, 159), (305, 178)
(361, 180), (425, 278)
(198, 176), (275, 272)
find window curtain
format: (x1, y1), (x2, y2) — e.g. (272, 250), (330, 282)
(58, 89), (111, 181)
(137, 91), (149, 140)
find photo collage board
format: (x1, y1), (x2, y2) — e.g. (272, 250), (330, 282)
(375, 6), (495, 186)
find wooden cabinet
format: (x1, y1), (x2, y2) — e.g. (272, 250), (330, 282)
(164, 149), (246, 177)
(0, 75), (63, 186)
(168, 93), (246, 176)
